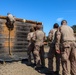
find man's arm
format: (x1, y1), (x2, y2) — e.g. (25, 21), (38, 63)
(32, 32), (36, 42)
(48, 30), (53, 41)
(55, 29), (61, 54)
(43, 33), (47, 41)
(27, 33), (31, 42)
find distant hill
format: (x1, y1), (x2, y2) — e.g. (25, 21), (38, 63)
(72, 25), (76, 33)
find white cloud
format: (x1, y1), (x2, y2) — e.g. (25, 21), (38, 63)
(56, 18), (63, 22)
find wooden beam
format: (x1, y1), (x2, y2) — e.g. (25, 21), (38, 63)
(0, 16), (42, 25)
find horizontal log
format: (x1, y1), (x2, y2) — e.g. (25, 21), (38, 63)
(15, 30), (29, 32)
(11, 50), (28, 52)
(0, 16), (42, 25)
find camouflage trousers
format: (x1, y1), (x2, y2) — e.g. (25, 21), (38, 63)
(27, 43), (36, 64)
(61, 41), (76, 75)
(34, 45), (45, 67)
(48, 43), (61, 71)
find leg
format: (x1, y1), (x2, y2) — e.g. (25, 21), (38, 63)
(48, 44), (55, 71)
(28, 51), (31, 64)
(31, 43), (36, 64)
(34, 45), (41, 67)
(27, 44), (32, 65)
(55, 52), (61, 74)
(61, 42), (71, 75)
(40, 45), (45, 67)
(70, 42), (76, 75)
(32, 51), (36, 64)
(32, 49), (36, 64)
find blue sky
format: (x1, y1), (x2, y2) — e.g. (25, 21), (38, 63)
(0, 0), (76, 35)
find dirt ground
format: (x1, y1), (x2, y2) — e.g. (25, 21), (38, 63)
(0, 46), (62, 75)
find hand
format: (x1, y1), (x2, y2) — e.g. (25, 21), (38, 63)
(56, 50), (60, 54)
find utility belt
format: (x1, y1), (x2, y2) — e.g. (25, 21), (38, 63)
(62, 40), (76, 42)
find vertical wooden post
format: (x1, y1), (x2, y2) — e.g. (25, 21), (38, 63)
(9, 29), (11, 55)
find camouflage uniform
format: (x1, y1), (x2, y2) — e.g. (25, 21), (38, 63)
(56, 25), (76, 75)
(32, 25), (45, 67)
(48, 29), (60, 73)
(27, 31), (36, 65)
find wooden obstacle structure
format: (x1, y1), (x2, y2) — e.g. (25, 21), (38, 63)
(0, 16), (42, 61)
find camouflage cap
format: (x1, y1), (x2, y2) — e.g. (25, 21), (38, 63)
(36, 25), (42, 29)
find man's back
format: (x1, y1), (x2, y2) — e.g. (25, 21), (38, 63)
(60, 25), (75, 41)
(35, 30), (44, 42)
(48, 28), (57, 43)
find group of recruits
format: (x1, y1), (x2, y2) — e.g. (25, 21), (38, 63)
(6, 13), (76, 75)
(27, 20), (76, 75)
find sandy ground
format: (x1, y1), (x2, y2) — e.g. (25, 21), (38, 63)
(0, 61), (44, 75)
(0, 46), (62, 75)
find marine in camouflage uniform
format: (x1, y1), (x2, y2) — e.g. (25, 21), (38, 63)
(56, 20), (76, 75)
(27, 28), (36, 65)
(6, 13), (15, 30)
(32, 24), (45, 69)
(48, 23), (60, 75)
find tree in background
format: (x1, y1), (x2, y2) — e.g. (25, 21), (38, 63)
(72, 25), (76, 33)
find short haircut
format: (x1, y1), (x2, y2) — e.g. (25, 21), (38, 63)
(30, 28), (34, 32)
(53, 23), (59, 28)
(61, 20), (67, 25)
